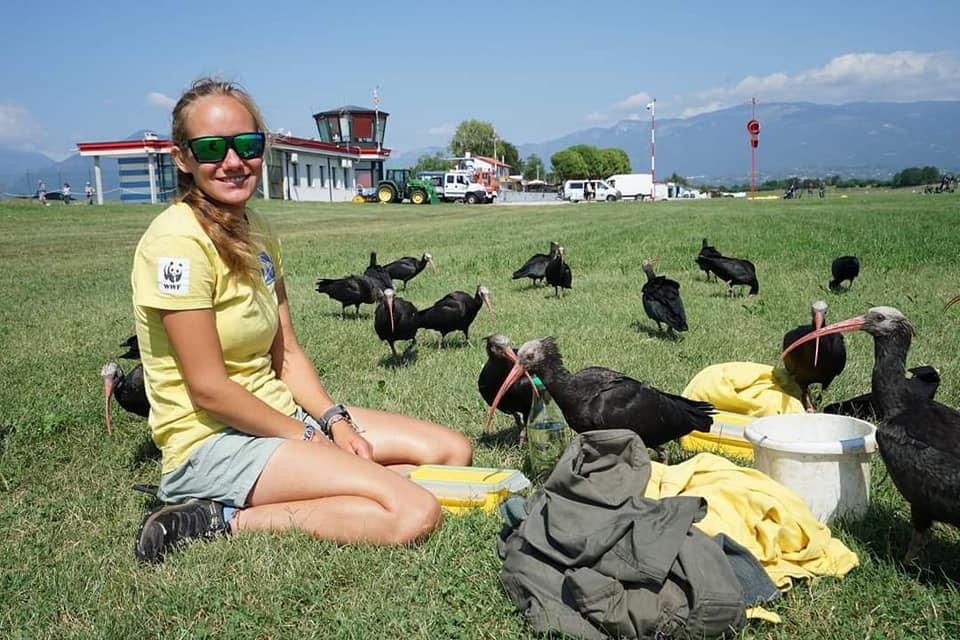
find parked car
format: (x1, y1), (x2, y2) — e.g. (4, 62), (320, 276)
(561, 179), (621, 202)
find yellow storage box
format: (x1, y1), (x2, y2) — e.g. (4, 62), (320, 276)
(407, 465), (530, 514)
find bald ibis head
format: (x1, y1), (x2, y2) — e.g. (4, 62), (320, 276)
(381, 288), (396, 332)
(477, 285), (496, 324)
(486, 337), (560, 425)
(782, 306), (915, 362)
(810, 299), (828, 366)
(481, 334), (539, 432)
(100, 362), (121, 436)
(424, 253), (436, 271)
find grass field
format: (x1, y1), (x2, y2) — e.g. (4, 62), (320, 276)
(1, 191), (959, 638)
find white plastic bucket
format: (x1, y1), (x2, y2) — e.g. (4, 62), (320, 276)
(744, 413), (877, 524)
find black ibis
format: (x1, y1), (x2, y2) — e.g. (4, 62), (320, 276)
(545, 245), (572, 298)
(641, 259), (688, 333)
(781, 300), (847, 411)
(489, 337), (714, 461)
(512, 241), (559, 286)
(478, 335), (538, 444)
(782, 306), (960, 561)
(416, 285), (495, 348)
(829, 256), (860, 292)
(696, 253), (759, 296)
(101, 362), (148, 435)
(695, 238), (721, 281)
(315, 274), (379, 318)
(363, 252), (394, 292)
(823, 365), (941, 420)
(373, 288), (419, 358)
(383, 253), (435, 290)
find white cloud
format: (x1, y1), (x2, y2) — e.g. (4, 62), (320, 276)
(612, 91), (653, 111)
(681, 50), (960, 117)
(0, 103), (46, 144)
(146, 92), (176, 110)
(427, 123), (454, 136)
(585, 111), (608, 123)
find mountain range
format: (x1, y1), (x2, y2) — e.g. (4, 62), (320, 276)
(3, 102), (958, 197)
(391, 101), (960, 183)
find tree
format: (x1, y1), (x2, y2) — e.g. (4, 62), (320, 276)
(449, 120), (497, 158)
(409, 152), (453, 175)
(569, 145), (602, 178)
(550, 149), (589, 181)
(497, 140), (520, 174)
(522, 154), (546, 181)
(598, 148), (631, 177)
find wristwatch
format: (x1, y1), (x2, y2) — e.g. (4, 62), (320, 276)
(319, 403), (364, 437)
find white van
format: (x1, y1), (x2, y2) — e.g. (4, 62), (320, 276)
(606, 173), (653, 200)
(561, 179), (621, 202)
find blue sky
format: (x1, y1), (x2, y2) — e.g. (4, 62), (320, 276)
(3, 0), (960, 160)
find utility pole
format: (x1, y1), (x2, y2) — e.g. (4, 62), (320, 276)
(646, 99), (656, 201)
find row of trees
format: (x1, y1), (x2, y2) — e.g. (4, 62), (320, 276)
(407, 120), (630, 184)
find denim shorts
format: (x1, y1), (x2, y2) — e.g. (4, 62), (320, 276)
(157, 407), (321, 507)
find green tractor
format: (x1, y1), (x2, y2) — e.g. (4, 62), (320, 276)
(376, 169), (438, 205)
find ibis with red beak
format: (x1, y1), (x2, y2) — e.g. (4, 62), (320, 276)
(373, 288), (419, 358)
(781, 306), (960, 562)
(545, 246), (572, 298)
(487, 337), (714, 461)
(512, 241), (559, 286)
(641, 259), (688, 333)
(478, 335), (538, 444)
(383, 253), (435, 290)
(781, 300), (847, 411)
(100, 362), (148, 435)
(416, 285), (495, 348)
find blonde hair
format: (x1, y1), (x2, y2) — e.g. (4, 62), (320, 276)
(171, 77), (269, 280)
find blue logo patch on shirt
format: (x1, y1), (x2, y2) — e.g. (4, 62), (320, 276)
(258, 251), (276, 285)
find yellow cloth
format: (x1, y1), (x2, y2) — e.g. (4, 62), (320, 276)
(682, 362), (804, 417)
(131, 202), (296, 473)
(645, 452), (859, 589)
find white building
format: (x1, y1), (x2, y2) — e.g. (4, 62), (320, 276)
(76, 105), (392, 204)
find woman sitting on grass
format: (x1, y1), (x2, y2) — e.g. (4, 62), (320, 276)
(131, 77), (472, 563)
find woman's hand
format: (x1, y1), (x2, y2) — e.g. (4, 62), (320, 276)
(331, 421), (373, 460)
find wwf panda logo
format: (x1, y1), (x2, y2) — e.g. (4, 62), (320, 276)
(163, 260), (184, 283)
(158, 257), (190, 295)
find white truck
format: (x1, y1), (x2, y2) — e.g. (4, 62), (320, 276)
(605, 173), (654, 200)
(418, 170), (493, 204)
(560, 179), (621, 202)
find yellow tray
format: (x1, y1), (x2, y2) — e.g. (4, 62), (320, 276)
(680, 411), (756, 461)
(407, 465), (530, 514)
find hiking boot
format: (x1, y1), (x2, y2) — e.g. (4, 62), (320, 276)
(134, 498), (229, 563)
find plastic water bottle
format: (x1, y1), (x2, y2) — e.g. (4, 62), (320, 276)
(526, 377), (571, 482)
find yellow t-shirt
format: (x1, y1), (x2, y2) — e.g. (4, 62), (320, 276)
(131, 202), (296, 473)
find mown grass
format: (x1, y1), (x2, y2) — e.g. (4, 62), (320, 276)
(1, 191), (959, 638)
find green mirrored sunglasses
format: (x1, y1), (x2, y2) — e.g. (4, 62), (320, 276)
(186, 132), (266, 163)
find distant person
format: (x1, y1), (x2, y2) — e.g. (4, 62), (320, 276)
(806, 182), (814, 198)
(584, 179), (594, 201)
(85, 182), (95, 204)
(37, 180), (48, 206)
(62, 183), (71, 204)
(818, 182), (826, 199)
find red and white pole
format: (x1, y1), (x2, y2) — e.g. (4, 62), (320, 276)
(648, 99), (656, 201)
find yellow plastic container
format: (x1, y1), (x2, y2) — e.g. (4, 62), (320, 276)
(407, 465), (530, 514)
(680, 411), (757, 461)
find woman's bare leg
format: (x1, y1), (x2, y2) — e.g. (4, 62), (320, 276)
(233, 441), (441, 545)
(346, 406), (473, 467)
